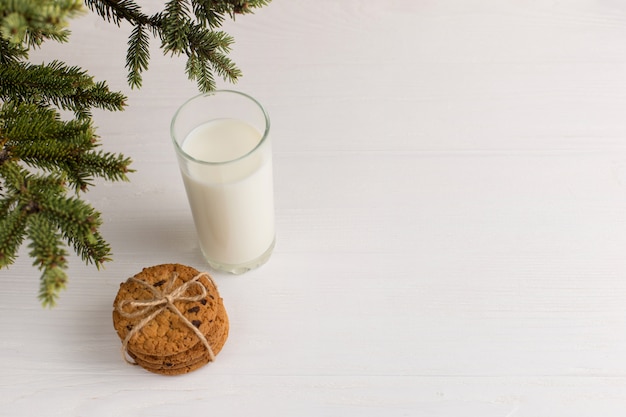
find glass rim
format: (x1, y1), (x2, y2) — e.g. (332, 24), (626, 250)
(170, 90), (271, 166)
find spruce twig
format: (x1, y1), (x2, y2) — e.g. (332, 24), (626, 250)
(85, 0), (270, 92)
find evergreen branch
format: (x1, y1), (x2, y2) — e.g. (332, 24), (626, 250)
(83, 0), (149, 26)
(0, 61), (126, 118)
(20, 158), (93, 194)
(185, 53), (216, 92)
(86, 0), (271, 92)
(75, 150), (133, 184)
(2, 100), (130, 193)
(0, 163), (65, 270)
(38, 191), (102, 238)
(37, 259), (68, 307)
(161, 1), (193, 55)
(1, 102), (64, 144)
(0, 190), (17, 218)
(0, 0), (84, 48)
(69, 229), (111, 268)
(0, 203), (28, 267)
(26, 213), (69, 307)
(191, 0), (227, 28)
(15, 138), (88, 163)
(208, 51), (241, 83)
(37, 192), (111, 266)
(2, 102), (93, 191)
(187, 27), (234, 56)
(23, 148), (133, 193)
(126, 24), (150, 89)
(0, 33), (27, 64)
(70, 80), (127, 118)
(190, 0), (271, 21)
(237, 0), (273, 14)
(0, 159), (28, 192)
(20, 171), (66, 200)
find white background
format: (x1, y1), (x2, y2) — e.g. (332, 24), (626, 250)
(4, 1), (626, 415)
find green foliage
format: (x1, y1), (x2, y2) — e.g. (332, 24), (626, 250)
(84, 0), (271, 91)
(0, 0), (270, 306)
(0, 0), (84, 47)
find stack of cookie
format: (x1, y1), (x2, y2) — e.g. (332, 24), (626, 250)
(112, 263), (229, 375)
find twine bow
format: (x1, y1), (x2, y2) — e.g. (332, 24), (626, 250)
(115, 272), (216, 364)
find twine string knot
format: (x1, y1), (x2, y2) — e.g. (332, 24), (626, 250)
(115, 272), (216, 364)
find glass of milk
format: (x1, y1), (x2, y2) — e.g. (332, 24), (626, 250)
(170, 90), (274, 274)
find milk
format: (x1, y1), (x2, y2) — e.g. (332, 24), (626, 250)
(180, 118), (274, 270)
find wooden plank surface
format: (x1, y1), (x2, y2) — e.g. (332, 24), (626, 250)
(4, 1), (626, 415)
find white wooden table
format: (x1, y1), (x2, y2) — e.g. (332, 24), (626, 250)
(4, 1), (626, 415)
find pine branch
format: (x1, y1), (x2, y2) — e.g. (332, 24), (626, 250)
(0, 203), (28, 267)
(83, 0), (149, 26)
(0, 152), (112, 304)
(0, 158), (27, 192)
(161, 0), (192, 54)
(0, 2), (132, 304)
(86, 0), (271, 91)
(26, 213), (69, 307)
(0, 102), (61, 145)
(0, 0), (84, 48)
(126, 24), (150, 89)
(1, 101), (132, 193)
(0, 37), (26, 64)
(185, 52), (216, 92)
(37, 191), (111, 267)
(0, 161), (65, 269)
(188, 28), (235, 56)
(70, 80), (127, 119)
(208, 51), (241, 83)
(0, 61), (126, 119)
(190, 0), (272, 21)
(76, 150), (133, 184)
(191, 0), (228, 29)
